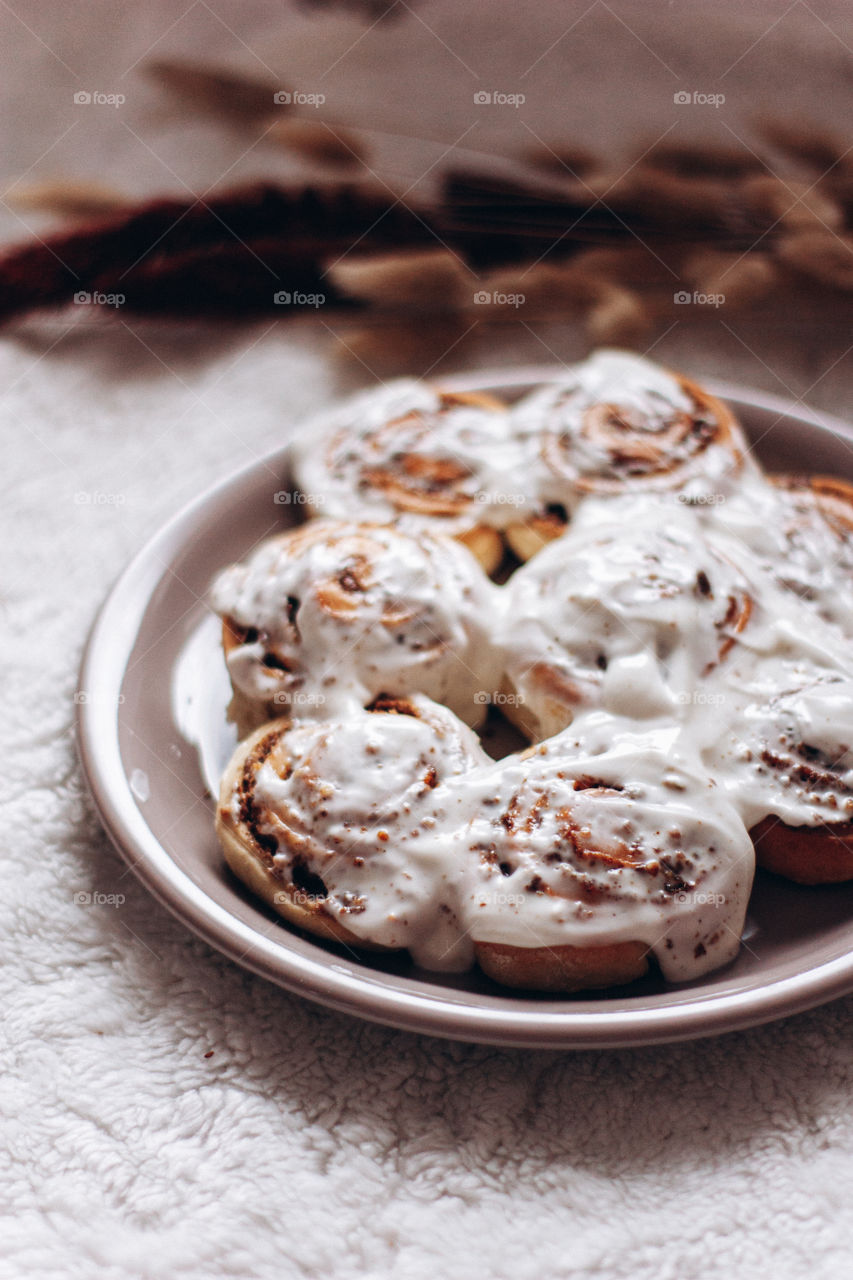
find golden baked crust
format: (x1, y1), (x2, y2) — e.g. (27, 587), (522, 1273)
(504, 509), (567, 563)
(216, 720), (388, 951)
(750, 815), (853, 885)
(453, 523), (503, 576)
(475, 939), (650, 992)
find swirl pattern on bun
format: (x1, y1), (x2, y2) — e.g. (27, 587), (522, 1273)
(462, 724), (753, 988)
(216, 695), (491, 969)
(704, 662), (853, 884)
(505, 350), (753, 559)
(700, 473), (853, 635)
(292, 380), (533, 574)
(211, 519), (502, 734)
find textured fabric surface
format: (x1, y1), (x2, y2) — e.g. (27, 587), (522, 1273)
(4, 3), (853, 1277)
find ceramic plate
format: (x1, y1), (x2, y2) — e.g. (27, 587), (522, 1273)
(77, 367), (853, 1048)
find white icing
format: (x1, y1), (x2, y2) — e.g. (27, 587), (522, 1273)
(692, 472), (853, 634)
(701, 658), (853, 828)
(292, 379), (539, 530)
(498, 506), (756, 736)
(215, 351), (853, 986)
(249, 697), (491, 970)
(244, 703), (751, 981)
(499, 493), (853, 837)
(211, 520), (503, 728)
(459, 721), (752, 982)
(509, 348), (754, 509)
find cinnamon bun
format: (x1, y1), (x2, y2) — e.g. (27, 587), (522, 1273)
(211, 519), (502, 735)
(498, 510), (754, 742)
(463, 720), (753, 989)
(704, 663), (853, 883)
(216, 694), (491, 968)
(292, 380), (528, 574)
(701, 472), (853, 634)
(505, 350), (753, 560)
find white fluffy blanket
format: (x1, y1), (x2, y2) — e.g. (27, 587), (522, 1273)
(3, 323), (853, 1280)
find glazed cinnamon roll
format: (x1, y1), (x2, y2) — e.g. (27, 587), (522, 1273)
(210, 519), (502, 735)
(462, 722), (753, 989)
(216, 699), (753, 988)
(705, 663), (853, 883)
(292, 379), (527, 575)
(215, 694), (490, 968)
(498, 511), (754, 742)
(702, 473), (853, 634)
(505, 350), (753, 560)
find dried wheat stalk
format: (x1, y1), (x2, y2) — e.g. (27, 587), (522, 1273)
(3, 65), (853, 373)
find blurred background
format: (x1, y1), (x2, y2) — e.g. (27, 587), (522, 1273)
(4, 0), (850, 386)
(3, 0), (853, 516)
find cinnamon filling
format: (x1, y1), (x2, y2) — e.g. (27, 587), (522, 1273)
(236, 731), (288, 859)
(351, 398), (491, 516)
(711, 590), (753, 667)
(366, 693), (420, 717)
(362, 454), (473, 515)
(541, 378), (732, 492)
(760, 745), (853, 795)
(580, 401), (708, 473)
